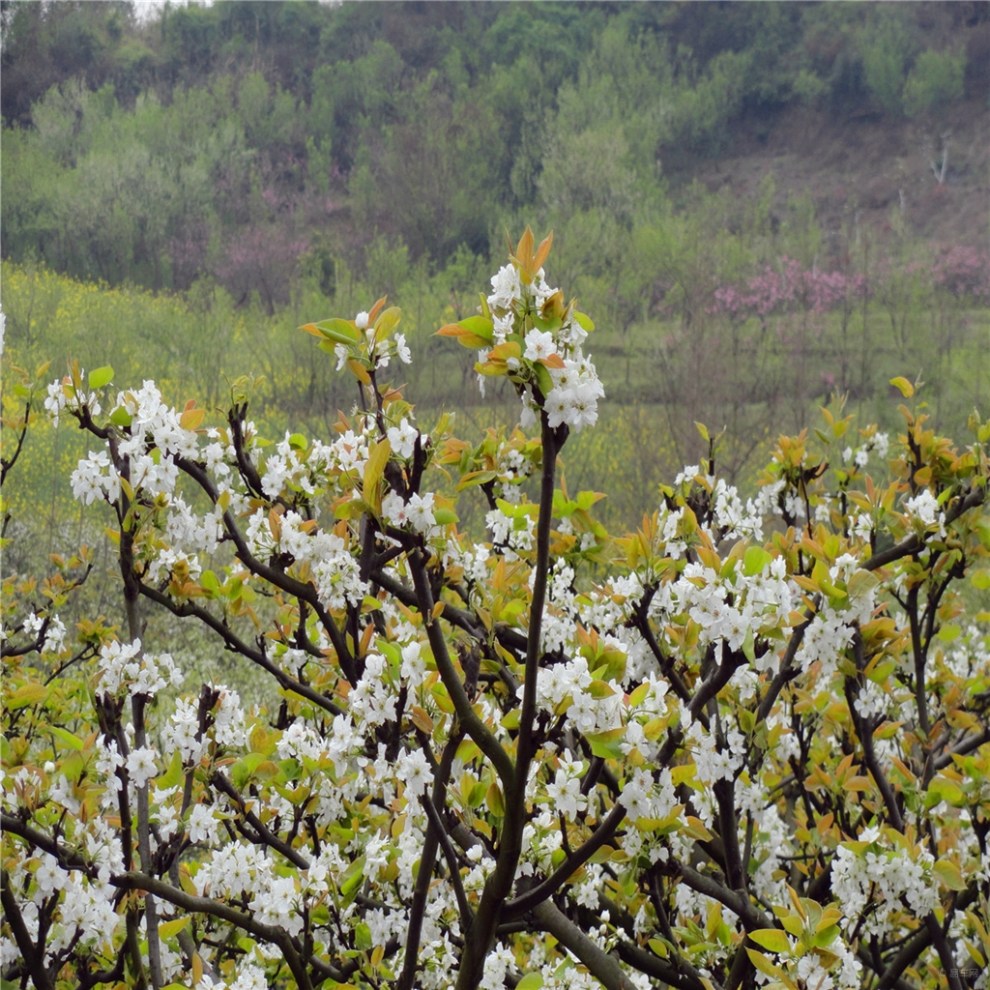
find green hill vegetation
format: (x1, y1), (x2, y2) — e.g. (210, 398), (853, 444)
(3, 0), (989, 531)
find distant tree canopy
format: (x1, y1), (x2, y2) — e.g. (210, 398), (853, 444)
(1, 0), (985, 290)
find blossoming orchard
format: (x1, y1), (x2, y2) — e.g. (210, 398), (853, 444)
(3, 231), (989, 990)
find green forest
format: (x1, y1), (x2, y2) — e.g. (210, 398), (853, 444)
(3, 0), (989, 531)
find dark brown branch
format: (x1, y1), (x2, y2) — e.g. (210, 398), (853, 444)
(863, 485), (985, 573)
(613, 937), (711, 990)
(1, 870), (54, 990)
(0, 396), (32, 486)
(397, 729), (463, 990)
(173, 452), (356, 681)
(530, 899), (639, 990)
(210, 771), (311, 869)
(934, 727), (990, 770)
(419, 792), (473, 935)
(408, 549), (513, 785)
(137, 582), (342, 717)
(844, 641), (904, 831)
(505, 802), (627, 917)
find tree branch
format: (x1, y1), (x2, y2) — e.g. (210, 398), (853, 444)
(530, 899), (639, 990)
(111, 871), (326, 990)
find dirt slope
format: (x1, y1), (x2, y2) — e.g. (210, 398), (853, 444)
(686, 97), (989, 258)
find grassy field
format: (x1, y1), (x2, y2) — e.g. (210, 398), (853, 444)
(4, 259), (988, 540)
(4, 259), (987, 707)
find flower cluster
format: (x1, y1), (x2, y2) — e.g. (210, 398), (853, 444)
(841, 430), (890, 473)
(96, 638), (183, 699)
(831, 835), (938, 938)
(903, 488), (947, 536)
(244, 506), (367, 611)
(44, 374), (102, 426)
(382, 489), (437, 536)
(442, 230), (604, 435)
(303, 298), (412, 387)
(486, 261), (603, 431)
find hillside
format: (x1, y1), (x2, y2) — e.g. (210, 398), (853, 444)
(689, 96), (989, 255)
(3, 2), (987, 290)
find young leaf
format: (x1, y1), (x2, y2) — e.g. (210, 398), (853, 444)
(47, 726), (84, 752)
(180, 406), (205, 432)
(374, 306), (402, 339)
(363, 439), (391, 513)
(749, 928), (791, 954)
(743, 545), (772, 576)
(889, 376), (914, 398)
(934, 858), (967, 891)
(159, 916), (192, 940)
(88, 366), (114, 389)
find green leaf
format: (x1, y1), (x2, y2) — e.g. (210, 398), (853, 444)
(533, 361), (554, 398)
(648, 937), (670, 958)
(926, 776), (966, 808)
(159, 916), (191, 940)
(7, 682), (50, 710)
(812, 924), (841, 948)
(374, 306), (402, 339)
(458, 314), (494, 344)
(200, 570), (220, 596)
(341, 854), (366, 901)
(353, 921), (372, 950)
(933, 858), (967, 891)
(746, 948), (788, 981)
(88, 366), (114, 389)
(743, 545), (772, 577)
(60, 751), (86, 784)
(230, 752), (265, 790)
(628, 682), (651, 707)
(573, 310), (595, 333)
(575, 489), (605, 511)
(47, 726), (83, 752)
(363, 438), (391, 513)
(311, 318), (362, 346)
(516, 975), (543, 990)
(486, 779), (506, 817)
(457, 469), (498, 492)
(531, 312), (562, 334)
(157, 748), (185, 790)
(847, 568), (879, 602)
(587, 727), (626, 760)
(889, 376), (914, 398)
(749, 928), (791, 953)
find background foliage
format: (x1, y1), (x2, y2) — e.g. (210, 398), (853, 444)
(2, 0), (988, 591)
